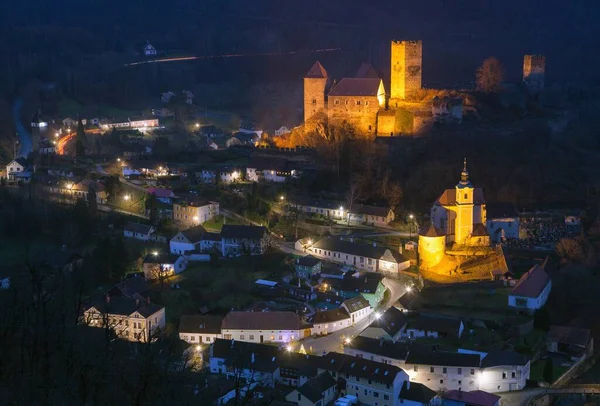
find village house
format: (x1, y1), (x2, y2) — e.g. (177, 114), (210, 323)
(71, 180), (108, 203)
(360, 306), (407, 342)
(129, 116), (160, 130)
(508, 259), (552, 314)
(341, 296), (372, 325)
(82, 295), (166, 342)
(295, 255), (322, 279)
(323, 274), (387, 308)
(221, 225), (268, 256)
(220, 311), (310, 344)
(547, 325), (594, 362)
(173, 198), (219, 227)
(347, 203), (396, 227)
(403, 315), (465, 340)
(486, 203), (520, 243)
(107, 277), (150, 299)
(179, 314), (223, 344)
(147, 187), (176, 204)
(246, 156), (297, 183)
(278, 352), (321, 388)
(398, 381), (438, 406)
(39, 139), (56, 155)
(478, 350), (530, 392)
(285, 372), (338, 406)
(274, 126), (291, 136)
(292, 197), (395, 226)
(344, 336), (410, 368)
(197, 167), (242, 184)
(310, 308), (352, 336)
(142, 253), (187, 280)
(305, 237), (410, 275)
(170, 225), (221, 255)
(209, 339), (280, 388)
(318, 352), (409, 406)
(124, 222), (155, 241)
(442, 390), (500, 406)
(144, 41), (157, 56)
(405, 346), (481, 392)
(5, 157), (30, 182)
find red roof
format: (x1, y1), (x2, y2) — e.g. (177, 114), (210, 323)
(147, 188), (174, 198)
(511, 259), (550, 298)
(305, 61), (328, 79)
(328, 78), (382, 97)
(435, 188), (485, 206)
(444, 390), (500, 406)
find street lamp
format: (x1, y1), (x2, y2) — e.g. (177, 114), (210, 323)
(406, 285), (413, 293)
(117, 158), (121, 162)
(193, 216), (199, 223)
(123, 194), (131, 201)
(280, 195), (285, 201)
(195, 345), (201, 352)
(195, 123), (200, 128)
(152, 251), (159, 256)
(286, 345), (292, 352)
(374, 312), (381, 320)
(344, 337), (351, 345)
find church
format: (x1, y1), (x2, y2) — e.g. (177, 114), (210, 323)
(418, 160), (491, 270)
(303, 40), (424, 135)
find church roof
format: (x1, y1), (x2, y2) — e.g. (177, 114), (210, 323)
(328, 78), (382, 97)
(305, 61), (328, 79)
(355, 63), (379, 78)
(435, 188), (485, 206)
(419, 224), (445, 237)
(472, 223), (488, 237)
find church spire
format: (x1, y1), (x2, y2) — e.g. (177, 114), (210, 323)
(457, 157), (472, 188)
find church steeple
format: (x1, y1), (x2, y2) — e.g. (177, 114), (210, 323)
(457, 157), (472, 188)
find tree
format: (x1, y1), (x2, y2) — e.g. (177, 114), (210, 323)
(556, 237), (586, 263)
(145, 193), (159, 224)
(111, 237), (129, 278)
(104, 176), (123, 201)
(75, 117), (86, 157)
(346, 176), (362, 225)
(476, 57), (504, 93)
(543, 360), (553, 383)
(88, 184), (98, 217)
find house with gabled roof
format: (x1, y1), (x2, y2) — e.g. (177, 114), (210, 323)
(285, 372), (337, 406)
(403, 315), (464, 340)
(179, 314), (223, 344)
(344, 336), (410, 369)
(360, 306), (407, 342)
(142, 253), (187, 280)
(221, 225), (268, 256)
(399, 381), (438, 406)
(124, 222), (155, 241)
(310, 308), (351, 335)
(508, 258), (551, 313)
(221, 311), (310, 344)
(547, 325), (593, 361)
(341, 296), (372, 325)
(82, 295), (165, 342)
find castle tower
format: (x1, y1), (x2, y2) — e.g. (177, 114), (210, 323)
(523, 55), (545, 93)
(390, 40), (423, 100)
(454, 158), (475, 245)
(418, 225), (446, 269)
(304, 61), (329, 129)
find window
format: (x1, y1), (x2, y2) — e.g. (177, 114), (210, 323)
(312, 98), (317, 104)
(279, 335), (283, 341)
(512, 372), (516, 378)
(334, 99), (340, 105)
(240, 335), (245, 340)
(470, 369), (475, 375)
(443, 367), (447, 373)
(440, 379), (444, 384)
(414, 366), (418, 372)
(458, 380), (462, 385)
(190, 336), (195, 341)
(502, 372), (506, 379)
(364, 389), (368, 396)
(458, 368), (462, 374)
(368, 380), (371, 384)
(384, 395), (389, 400)
(297, 393), (302, 401)
(430, 367), (434, 373)
(356, 100), (361, 105)
(365, 101), (369, 105)
(356, 377), (360, 382)
(205, 336), (211, 342)
(464, 193), (467, 199)
(345, 100), (349, 105)
(374, 392), (379, 398)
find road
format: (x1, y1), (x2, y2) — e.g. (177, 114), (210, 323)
(56, 131), (75, 155)
(298, 277), (409, 354)
(12, 98), (32, 157)
(499, 386), (600, 406)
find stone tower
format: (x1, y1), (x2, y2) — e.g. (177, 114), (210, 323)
(454, 158), (475, 245)
(303, 61), (329, 129)
(390, 40), (423, 100)
(523, 55), (546, 93)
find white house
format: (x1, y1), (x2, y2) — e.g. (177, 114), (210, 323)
(144, 41), (157, 56)
(274, 126), (291, 136)
(344, 336), (409, 369)
(318, 352), (409, 406)
(486, 203), (520, 243)
(147, 187), (175, 204)
(478, 351), (530, 392)
(179, 314), (223, 344)
(341, 296), (372, 325)
(306, 237), (410, 274)
(310, 308), (351, 336)
(221, 225), (268, 256)
(221, 311), (309, 344)
(5, 158), (28, 181)
(403, 315), (464, 340)
(209, 339), (280, 388)
(142, 253), (187, 280)
(124, 222), (155, 241)
(170, 225), (220, 255)
(82, 295), (166, 342)
(405, 346), (482, 392)
(246, 156), (294, 183)
(508, 259), (551, 314)
(173, 198), (219, 228)
(197, 167), (242, 184)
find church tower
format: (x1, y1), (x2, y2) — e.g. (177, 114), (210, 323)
(454, 158), (474, 244)
(304, 61), (329, 129)
(390, 40), (423, 100)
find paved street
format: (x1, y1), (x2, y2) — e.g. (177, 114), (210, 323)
(298, 277), (409, 354)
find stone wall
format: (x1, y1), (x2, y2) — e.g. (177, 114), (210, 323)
(303, 77), (328, 125)
(328, 95), (380, 134)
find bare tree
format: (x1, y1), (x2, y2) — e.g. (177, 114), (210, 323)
(476, 57), (504, 93)
(346, 177), (362, 226)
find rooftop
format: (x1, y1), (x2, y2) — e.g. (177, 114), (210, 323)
(88, 296), (164, 318)
(347, 336), (410, 360)
(296, 372), (336, 403)
(143, 253), (181, 264)
(179, 225), (208, 243)
(312, 237), (408, 264)
(443, 390), (500, 406)
(511, 259), (551, 298)
(328, 78), (382, 97)
(400, 381), (437, 404)
(435, 188), (485, 206)
(305, 61), (328, 79)
(373, 306), (408, 337)
(125, 222), (154, 235)
(211, 339), (280, 373)
(342, 296), (371, 313)
(320, 352), (403, 385)
(311, 308), (350, 324)
(221, 225), (267, 240)
(407, 315), (463, 336)
(548, 325), (591, 348)
(480, 351), (529, 367)
(297, 255), (321, 267)
(405, 345), (481, 368)
(179, 314), (223, 335)
(222, 311), (303, 331)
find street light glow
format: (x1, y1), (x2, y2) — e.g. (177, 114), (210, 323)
(117, 158), (121, 162)
(280, 195), (285, 201)
(195, 345), (201, 352)
(193, 216), (199, 222)
(286, 345), (292, 352)
(195, 123), (200, 128)
(123, 194), (131, 201)
(406, 286), (413, 292)
(152, 251), (159, 256)
(344, 338), (351, 345)
(374, 312), (381, 320)
(409, 214), (414, 219)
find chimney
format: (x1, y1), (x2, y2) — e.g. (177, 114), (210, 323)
(105, 294), (110, 303)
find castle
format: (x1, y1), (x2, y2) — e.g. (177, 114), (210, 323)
(303, 40), (424, 135)
(418, 159), (490, 269)
(304, 41), (546, 135)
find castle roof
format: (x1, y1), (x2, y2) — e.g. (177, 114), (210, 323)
(328, 78), (382, 97)
(305, 61), (328, 79)
(419, 224), (445, 237)
(355, 63), (379, 79)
